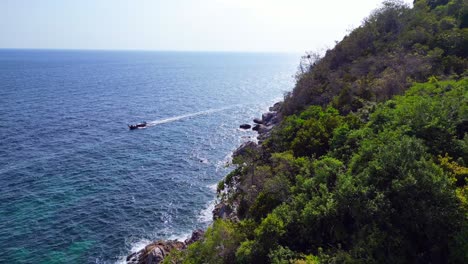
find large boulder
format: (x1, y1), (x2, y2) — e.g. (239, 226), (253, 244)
(184, 229), (205, 245)
(213, 202), (233, 220)
(126, 230), (205, 264)
(239, 124), (251, 129)
(269, 102), (282, 112)
(253, 124), (273, 134)
(232, 141), (258, 158)
(269, 113), (281, 125)
(127, 240), (185, 264)
(262, 112), (276, 124)
(253, 118), (263, 124)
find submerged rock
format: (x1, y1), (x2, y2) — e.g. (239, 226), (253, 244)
(199, 157), (209, 164)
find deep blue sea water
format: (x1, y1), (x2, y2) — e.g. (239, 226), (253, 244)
(0, 49), (298, 263)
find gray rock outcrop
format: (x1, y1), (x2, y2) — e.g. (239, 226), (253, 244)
(127, 230), (204, 264)
(213, 202), (233, 220)
(232, 141), (258, 158)
(253, 118), (263, 124)
(127, 240), (185, 264)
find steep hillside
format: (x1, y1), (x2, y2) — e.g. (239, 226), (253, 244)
(282, 0), (467, 115)
(159, 1), (468, 263)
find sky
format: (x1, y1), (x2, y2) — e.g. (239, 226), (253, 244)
(0, 0), (413, 53)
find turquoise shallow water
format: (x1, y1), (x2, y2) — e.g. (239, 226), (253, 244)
(0, 50), (298, 263)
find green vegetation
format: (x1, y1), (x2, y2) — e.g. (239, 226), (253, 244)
(166, 0), (467, 263)
(282, 0), (467, 115)
(211, 80), (466, 264)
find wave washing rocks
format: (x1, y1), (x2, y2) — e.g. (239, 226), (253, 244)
(239, 102), (282, 144)
(127, 230), (204, 264)
(126, 103), (282, 264)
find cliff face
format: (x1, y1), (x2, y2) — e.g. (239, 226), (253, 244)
(128, 1), (468, 263)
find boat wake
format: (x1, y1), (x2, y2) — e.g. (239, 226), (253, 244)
(0, 105), (243, 176)
(146, 106), (239, 127)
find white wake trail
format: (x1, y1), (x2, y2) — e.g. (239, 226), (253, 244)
(146, 106), (238, 127)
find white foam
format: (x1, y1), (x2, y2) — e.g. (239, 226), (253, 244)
(198, 201), (215, 223)
(115, 238), (152, 264)
(215, 152), (233, 172)
(208, 183), (218, 192)
(114, 229), (195, 264)
(115, 257), (126, 264)
(147, 105), (240, 127)
(129, 238), (153, 253)
(167, 231), (193, 242)
(199, 157), (209, 164)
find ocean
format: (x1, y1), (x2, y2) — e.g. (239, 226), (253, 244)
(0, 49), (298, 263)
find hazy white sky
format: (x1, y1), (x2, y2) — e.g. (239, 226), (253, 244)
(0, 0), (413, 52)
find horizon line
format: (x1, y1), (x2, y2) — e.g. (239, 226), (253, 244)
(0, 47), (304, 55)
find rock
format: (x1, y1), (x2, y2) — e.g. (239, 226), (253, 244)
(269, 102), (282, 112)
(253, 111), (279, 129)
(127, 240), (185, 264)
(271, 115), (280, 125)
(233, 141), (258, 157)
(213, 202), (233, 220)
(262, 112), (276, 124)
(258, 131), (273, 145)
(257, 124), (268, 133)
(261, 125), (274, 134)
(126, 230), (205, 264)
(253, 118), (263, 124)
(185, 229), (205, 245)
(239, 124), (251, 129)
(253, 124), (272, 134)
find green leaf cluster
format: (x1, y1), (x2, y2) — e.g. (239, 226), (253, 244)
(175, 80), (467, 263)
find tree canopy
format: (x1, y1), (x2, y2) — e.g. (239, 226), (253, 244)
(163, 1), (468, 263)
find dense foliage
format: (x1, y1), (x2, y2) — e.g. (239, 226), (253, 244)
(282, 0), (467, 115)
(164, 0), (467, 263)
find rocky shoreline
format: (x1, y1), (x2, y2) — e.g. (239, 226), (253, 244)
(127, 230), (204, 264)
(240, 102), (281, 142)
(126, 103), (282, 264)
